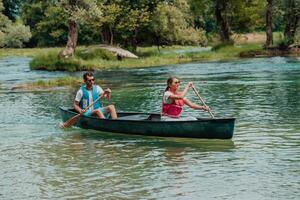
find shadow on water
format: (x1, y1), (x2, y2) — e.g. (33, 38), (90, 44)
(61, 128), (236, 153)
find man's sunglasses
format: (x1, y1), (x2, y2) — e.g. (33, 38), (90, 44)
(86, 78), (95, 82)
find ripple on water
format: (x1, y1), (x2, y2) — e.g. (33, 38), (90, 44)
(1, 56), (300, 199)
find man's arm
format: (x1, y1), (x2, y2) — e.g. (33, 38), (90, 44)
(74, 89), (83, 114)
(73, 101), (84, 114)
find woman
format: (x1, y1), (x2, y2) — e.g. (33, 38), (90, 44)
(161, 77), (210, 120)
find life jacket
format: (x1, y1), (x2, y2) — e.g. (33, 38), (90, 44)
(79, 85), (101, 110)
(161, 91), (184, 118)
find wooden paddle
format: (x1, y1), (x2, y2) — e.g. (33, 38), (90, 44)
(191, 85), (215, 118)
(60, 96), (102, 128)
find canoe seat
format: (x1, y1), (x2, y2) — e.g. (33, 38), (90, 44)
(117, 114), (150, 121)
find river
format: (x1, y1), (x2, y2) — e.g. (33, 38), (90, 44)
(0, 56), (299, 199)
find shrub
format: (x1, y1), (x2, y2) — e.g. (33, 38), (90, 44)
(1, 24), (32, 48)
(76, 48), (116, 60)
(0, 30), (5, 47)
(211, 41), (234, 51)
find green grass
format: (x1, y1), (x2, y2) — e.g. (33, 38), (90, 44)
(13, 76), (106, 90)
(0, 47), (61, 57)
(28, 44), (264, 71)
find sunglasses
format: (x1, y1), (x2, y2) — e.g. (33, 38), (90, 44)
(86, 78), (95, 83)
(174, 81), (181, 84)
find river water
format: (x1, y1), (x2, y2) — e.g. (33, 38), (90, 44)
(0, 56), (299, 199)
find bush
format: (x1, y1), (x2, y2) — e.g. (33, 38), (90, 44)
(30, 52), (90, 71)
(0, 30), (5, 47)
(276, 39), (290, 50)
(178, 28), (208, 46)
(1, 24), (32, 48)
(76, 48), (116, 61)
(211, 41), (234, 51)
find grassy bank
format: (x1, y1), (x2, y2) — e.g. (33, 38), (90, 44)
(0, 47), (61, 57)
(1, 31), (290, 72)
(12, 77), (81, 90)
(12, 76), (106, 90)
(29, 44), (263, 71)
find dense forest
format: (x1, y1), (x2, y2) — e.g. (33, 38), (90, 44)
(0, 0), (299, 55)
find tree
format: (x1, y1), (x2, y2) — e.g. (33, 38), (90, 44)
(0, 0), (31, 48)
(2, 0), (22, 21)
(188, 0), (216, 32)
(266, 0), (273, 47)
(283, 0), (300, 45)
(58, 0), (101, 58)
(149, 0), (207, 48)
(214, 0), (231, 43)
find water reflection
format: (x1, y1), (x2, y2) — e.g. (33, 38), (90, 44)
(29, 129), (235, 199)
(0, 56), (299, 199)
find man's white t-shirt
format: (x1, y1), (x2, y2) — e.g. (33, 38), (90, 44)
(75, 85), (103, 110)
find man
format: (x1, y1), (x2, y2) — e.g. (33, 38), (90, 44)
(73, 72), (117, 119)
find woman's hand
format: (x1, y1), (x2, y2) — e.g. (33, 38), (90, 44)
(202, 106), (210, 112)
(185, 82), (193, 90)
(103, 88), (112, 100)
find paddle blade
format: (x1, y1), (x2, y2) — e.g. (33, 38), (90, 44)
(60, 114), (81, 128)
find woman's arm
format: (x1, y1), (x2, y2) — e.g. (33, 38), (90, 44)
(169, 82), (193, 99)
(184, 98), (210, 111)
(101, 88), (111, 101)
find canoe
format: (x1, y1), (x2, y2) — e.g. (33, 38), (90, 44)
(59, 107), (235, 139)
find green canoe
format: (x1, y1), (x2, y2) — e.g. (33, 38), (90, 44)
(60, 107), (235, 139)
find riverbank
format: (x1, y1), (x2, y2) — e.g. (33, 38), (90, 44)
(11, 76), (106, 90)
(1, 31), (298, 72)
(29, 44), (264, 71)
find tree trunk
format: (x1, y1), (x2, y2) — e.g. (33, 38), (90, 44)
(109, 26), (113, 45)
(130, 29), (138, 53)
(101, 24), (112, 45)
(284, 0), (300, 45)
(265, 0), (273, 48)
(58, 20), (78, 58)
(215, 0), (231, 43)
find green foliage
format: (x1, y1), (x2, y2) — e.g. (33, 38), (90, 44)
(0, 0), (31, 48)
(229, 0), (266, 33)
(0, 0), (10, 29)
(150, 0), (207, 46)
(0, 24), (31, 47)
(34, 6), (68, 46)
(21, 0), (101, 47)
(28, 44), (263, 71)
(276, 38), (290, 50)
(30, 51), (87, 71)
(29, 76), (82, 87)
(76, 48), (116, 60)
(30, 46), (118, 71)
(1, 0), (295, 50)
(2, 0), (22, 21)
(211, 41), (234, 51)
(188, 0), (216, 32)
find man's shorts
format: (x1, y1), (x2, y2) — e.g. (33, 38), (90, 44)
(83, 108), (110, 118)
